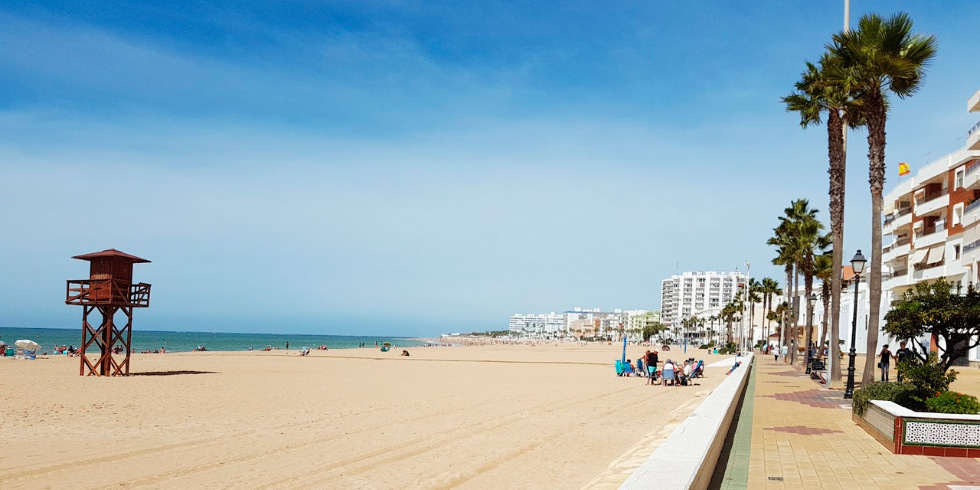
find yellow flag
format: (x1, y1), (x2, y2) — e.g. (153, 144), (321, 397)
(899, 162), (910, 176)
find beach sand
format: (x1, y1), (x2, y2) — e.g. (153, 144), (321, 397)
(0, 343), (735, 489)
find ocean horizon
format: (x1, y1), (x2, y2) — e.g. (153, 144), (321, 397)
(0, 327), (428, 354)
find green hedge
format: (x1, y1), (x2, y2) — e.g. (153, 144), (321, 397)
(852, 382), (921, 416)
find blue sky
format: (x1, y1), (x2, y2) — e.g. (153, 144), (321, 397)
(1, 1), (978, 336)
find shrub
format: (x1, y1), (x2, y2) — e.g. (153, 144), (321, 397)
(898, 353), (958, 404)
(852, 382), (922, 416)
(925, 391), (980, 415)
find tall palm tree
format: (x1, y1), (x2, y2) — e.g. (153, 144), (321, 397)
(770, 199), (821, 364)
(760, 277), (782, 344)
(748, 279), (763, 348)
(829, 12), (937, 385)
(721, 300), (740, 344)
(783, 53), (864, 386)
(769, 227), (796, 355)
(814, 252), (834, 351)
(799, 231), (831, 365)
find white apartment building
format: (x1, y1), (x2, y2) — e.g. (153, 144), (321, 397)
(878, 87), (980, 363)
(509, 308), (659, 340)
(508, 312), (565, 337)
(660, 271), (747, 328)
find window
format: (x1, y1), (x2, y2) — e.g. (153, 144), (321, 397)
(954, 203), (965, 226)
(956, 168), (965, 190)
(955, 244), (962, 260)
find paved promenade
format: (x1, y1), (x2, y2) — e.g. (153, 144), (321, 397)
(725, 358), (980, 489)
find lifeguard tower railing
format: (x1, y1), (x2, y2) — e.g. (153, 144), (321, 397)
(65, 279), (151, 307)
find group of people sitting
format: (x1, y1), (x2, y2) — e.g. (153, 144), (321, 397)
(51, 345), (79, 357)
(618, 350), (701, 386)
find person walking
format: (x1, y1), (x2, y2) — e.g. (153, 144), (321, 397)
(780, 344), (788, 364)
(878, 345), (893, 382)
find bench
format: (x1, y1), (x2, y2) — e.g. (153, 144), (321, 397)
(810, 360), (826, 381)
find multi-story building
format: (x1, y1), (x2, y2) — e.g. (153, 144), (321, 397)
(509, 308), (660, 340)
(660, 271), (747, 328)
(883, 88), (980, 294)
(508, 312), (566, 337)
(878, 87), (980, 363)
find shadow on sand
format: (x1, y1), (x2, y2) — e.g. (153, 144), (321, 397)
(130, 370), (216, 376)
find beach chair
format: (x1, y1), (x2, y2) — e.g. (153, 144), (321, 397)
(615, 360), (625, 376)
(662, 366), (675, 386)
(691, 360), (705, 378)
(647, 364), (658, 384)
(623, 363), (634, 377)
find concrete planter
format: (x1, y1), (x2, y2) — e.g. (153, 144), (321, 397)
(854, 400), (980, 457)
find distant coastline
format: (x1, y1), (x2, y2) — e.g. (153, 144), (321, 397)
(0, 326), (426, 354)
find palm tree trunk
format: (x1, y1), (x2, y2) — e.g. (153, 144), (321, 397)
(828, 110), (846, 388)
(804, 271), (815, 367)
(791, 267), (800, 364)
(820, 282), (831, 351)
(862, 94), (887, 386)
(781, 267), (791, 351)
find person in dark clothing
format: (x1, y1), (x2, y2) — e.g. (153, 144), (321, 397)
(878, 345), (893, 382)
(895, 340), (914, 382)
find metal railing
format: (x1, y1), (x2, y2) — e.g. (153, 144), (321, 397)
(884, 207), (912, 224)
(967, 199), (980, 214)
(967, 159), (980, 176)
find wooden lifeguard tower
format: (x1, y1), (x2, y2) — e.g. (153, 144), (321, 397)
(65, 249), (151, 376)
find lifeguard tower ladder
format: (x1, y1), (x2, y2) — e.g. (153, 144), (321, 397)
(65, 249), (151, 376)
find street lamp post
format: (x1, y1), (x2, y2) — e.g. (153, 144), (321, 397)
(843, 250), (867, 399)
(805, 293), (817, 374)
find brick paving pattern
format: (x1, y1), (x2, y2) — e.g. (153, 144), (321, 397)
(746, 359), (980, 489)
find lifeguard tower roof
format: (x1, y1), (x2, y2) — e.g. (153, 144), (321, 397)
(71, 249), (151, 263)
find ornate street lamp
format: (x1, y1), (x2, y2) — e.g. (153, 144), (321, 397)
(805, 293), (818, 374)
(843, 250), (867, 399)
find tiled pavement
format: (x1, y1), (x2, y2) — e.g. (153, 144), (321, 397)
(743, 358), (980, 489)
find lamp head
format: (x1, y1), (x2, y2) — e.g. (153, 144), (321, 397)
(851, 250), (867, 276)
(809, 293), (817, 307)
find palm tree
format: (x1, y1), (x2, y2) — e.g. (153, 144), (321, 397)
(748, 279), (763, 348)
(799, 231), (831, 366)
(815, 252), (834, 351)
(769, 227), (796, 356)
(760, 277), (782, 344)
(721, 300), (741, 344)
(770, 199), (822, 364)
(829, 13), (937, 385)
(783, 53), (864, 386)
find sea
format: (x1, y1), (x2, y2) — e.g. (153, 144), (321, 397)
(0, 327), (427, 354)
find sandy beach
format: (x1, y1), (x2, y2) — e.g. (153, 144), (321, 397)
(1, 343), (736, 489)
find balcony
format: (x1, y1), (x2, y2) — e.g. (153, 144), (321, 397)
(970, 88), (980, 113)
(66, 279), (151, 307)
(883, 268), (910, 291)
(966, 161), (980, 190)
(912, 262), (946, 283)
(914, 227), (947, 249)
(882, 238), (911, 263)
(884, 208), (913, 232)
(969, 121), (980, 151)
(964, 199), (980, 228)
(915, 190), (949, 217)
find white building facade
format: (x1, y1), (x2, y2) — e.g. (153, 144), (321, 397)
(660, 271), (747, 328)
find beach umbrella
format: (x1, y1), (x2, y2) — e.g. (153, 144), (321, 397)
(621, 336), (627, 364)
(15, 339), (40, 351)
